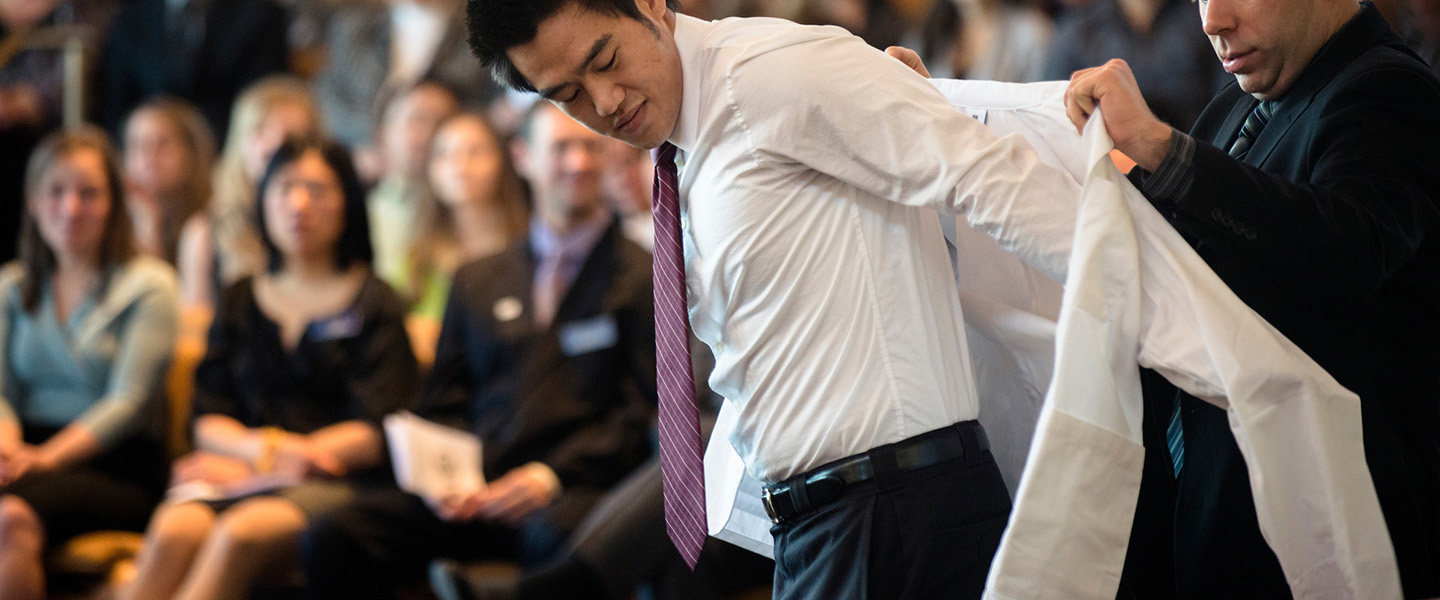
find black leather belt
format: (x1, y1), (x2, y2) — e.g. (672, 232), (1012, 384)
(761, 420), (990, 525)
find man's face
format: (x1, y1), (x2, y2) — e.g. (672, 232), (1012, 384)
(506, 0), (684, 149)
(1200, 0), (1346, 100)
(517, 104), (609, 228)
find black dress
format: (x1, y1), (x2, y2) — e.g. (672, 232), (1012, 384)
(190, 274), (420, 512)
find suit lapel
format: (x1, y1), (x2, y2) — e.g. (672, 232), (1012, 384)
(1216, 96), (1257, 153)
(514, 222), (620, 396)
(1246, 3), (1394, 168)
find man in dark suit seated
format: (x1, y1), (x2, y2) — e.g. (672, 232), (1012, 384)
(1064, 0), (1440, 597)
(299, 102), (657, 600)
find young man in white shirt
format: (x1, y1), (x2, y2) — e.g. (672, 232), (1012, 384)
(465, 1), (1078, 597)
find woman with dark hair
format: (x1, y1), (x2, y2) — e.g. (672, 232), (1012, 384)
(0, 127), (177, 600)
(117, 137), (419, 600)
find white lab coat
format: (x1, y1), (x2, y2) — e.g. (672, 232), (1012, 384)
(705, 79), (1401, 599)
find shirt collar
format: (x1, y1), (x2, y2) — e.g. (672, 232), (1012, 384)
(529, 210), (611, 262)
(668, 12), (712, 153)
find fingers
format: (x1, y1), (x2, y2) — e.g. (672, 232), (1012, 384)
(480, 484), (544, 525)
(305, 449), (346, 478)
(884, 46), (931, 78)
(1065, 66), (1102, 133)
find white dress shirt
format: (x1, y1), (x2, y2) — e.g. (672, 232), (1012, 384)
(668, 13), (1078, 482)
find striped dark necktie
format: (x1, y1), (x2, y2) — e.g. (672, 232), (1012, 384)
(651, 142), (706, 569)
(1168, 102), (1278, 477)
(1228, 101), (1274, 161)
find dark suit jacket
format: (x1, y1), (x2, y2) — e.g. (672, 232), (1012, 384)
(1128, 4), (1440, 598)
(99, 0), (288, 142)
(417, 220), (657, 532)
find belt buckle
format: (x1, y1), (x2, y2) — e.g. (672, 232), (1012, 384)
(760, 486), (785, 524)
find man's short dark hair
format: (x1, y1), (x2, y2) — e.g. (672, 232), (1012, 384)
(466, 0), (680, 92)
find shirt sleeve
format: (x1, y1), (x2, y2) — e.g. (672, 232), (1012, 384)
(1132, 129), (1196, 204)
(75, 266), (179, 448)
(722, 30), (1079, 281)
(0, 278), (18, 427)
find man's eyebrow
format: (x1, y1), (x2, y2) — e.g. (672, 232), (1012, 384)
(536, 34), (613, 100)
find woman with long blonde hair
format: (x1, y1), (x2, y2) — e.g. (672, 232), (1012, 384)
(176, 76), (322, 309)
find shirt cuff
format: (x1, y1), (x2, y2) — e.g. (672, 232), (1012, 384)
(1137, 129), (1195, 204)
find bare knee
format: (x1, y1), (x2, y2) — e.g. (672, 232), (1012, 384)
(0, 496), (43, 548)
(212, 498), (306, 554)
(148, 502), (217, 549)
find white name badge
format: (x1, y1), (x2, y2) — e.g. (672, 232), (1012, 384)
(558, 314), (619, 356)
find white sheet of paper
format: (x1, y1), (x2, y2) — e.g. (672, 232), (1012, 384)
(384, 411), (486, 501)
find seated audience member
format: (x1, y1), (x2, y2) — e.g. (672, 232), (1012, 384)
(300, 102), (655, 600)
(397, 111), (529, 324)
(601, 138), (653, 252)
(0, 127), (177, 600)
(314, 0), (502, 156)
(433, 462), (776, 600)
(368, 81), (462, 308)
(123, 97), (217, 266)
(176, 76), (321, 309)
(118, 137), (419, 600)
(1041, 0), (1226, 130)
(99, 0), (287, 142)
(917, 0), (1053, 82)
(432, 391), (774, 600)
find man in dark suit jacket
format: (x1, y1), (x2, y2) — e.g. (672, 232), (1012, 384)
(99, 0), (289, 142)
(299, 103), (656, 600)
(1065, 0), (1440, 597)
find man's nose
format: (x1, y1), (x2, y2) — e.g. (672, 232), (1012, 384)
(1201, 0), (1236, 37)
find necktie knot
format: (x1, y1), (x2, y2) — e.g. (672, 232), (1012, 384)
(1229, 101), (1274, 161)
(654, 141), (678, 166)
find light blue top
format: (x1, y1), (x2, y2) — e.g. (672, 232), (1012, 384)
(0, 256), (178, 448)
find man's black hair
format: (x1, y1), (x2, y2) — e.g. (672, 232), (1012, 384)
(466, 0), (681, 92)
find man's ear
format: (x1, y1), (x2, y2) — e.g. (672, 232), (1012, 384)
(636, 0), (669, 21)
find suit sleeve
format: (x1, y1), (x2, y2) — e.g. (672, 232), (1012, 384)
(1157, 67), (1440, 303)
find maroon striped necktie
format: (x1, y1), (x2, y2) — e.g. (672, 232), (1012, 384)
(652, 142), (706, 569)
